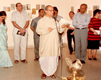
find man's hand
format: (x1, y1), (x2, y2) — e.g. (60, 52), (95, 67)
(61, 24), (66, 28)
(71, 31), (74, 35)
(48, 27), (53, 32)
(82, 25), (85, 27)
(20, 28), (26, 34)
(66, 24), (69, 28)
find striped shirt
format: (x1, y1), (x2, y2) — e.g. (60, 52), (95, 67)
(88, 17), (101, 41)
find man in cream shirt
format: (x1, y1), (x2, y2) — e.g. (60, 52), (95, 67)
(11, 3), (30, 63)
(36, 5), (66, 79)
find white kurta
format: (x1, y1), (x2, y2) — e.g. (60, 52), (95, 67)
(36, 16), (60, 76)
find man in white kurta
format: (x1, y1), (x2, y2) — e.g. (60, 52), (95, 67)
(36, 5), (61, 78)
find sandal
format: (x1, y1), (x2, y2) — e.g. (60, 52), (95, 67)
(14, 60), (19, 64)
(41, 73), (46, 79)
(21, 60), (28, 63)
(4, 67), (8, 68)
(50, 74), (56, 79)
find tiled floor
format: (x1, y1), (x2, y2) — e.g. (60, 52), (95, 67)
(0, 44), (101, 80)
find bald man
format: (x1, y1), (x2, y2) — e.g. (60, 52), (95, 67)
(36, 5), (66, 79)
(73, 4), (90, 64)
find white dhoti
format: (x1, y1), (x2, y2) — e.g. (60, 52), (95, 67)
(39, 56), (58, 76)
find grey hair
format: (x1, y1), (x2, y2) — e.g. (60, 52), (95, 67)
(45, 5), (53, 10)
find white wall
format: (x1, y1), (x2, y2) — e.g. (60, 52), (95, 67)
(64, 0), (101, 51)
(65, 0), (101, 19)
(0, 0), (67, 48)
(0, 0), (101, 48)
(61, 0), (101, 44)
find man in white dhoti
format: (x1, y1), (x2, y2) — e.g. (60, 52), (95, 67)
(36, 5), (66, 79)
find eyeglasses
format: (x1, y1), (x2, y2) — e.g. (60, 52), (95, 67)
(47, 10), (54, 12)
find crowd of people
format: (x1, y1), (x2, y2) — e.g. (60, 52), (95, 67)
(0, 2), (101, 79)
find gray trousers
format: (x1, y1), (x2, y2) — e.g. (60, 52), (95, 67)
(74, 28), (88, 61)
(34, 37), (39, 58)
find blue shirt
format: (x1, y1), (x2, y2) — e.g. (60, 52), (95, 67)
(73, 12), (90, 29)
(30, 16), (40, 38)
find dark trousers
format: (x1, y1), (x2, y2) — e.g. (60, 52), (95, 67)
(67, 29), (75, 52)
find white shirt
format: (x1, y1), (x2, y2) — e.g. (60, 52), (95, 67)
(57, 15), (63, 21)
(68, 19), (74, 28)
(11, 10), (30, 34)
(59, 18), (69, 33)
